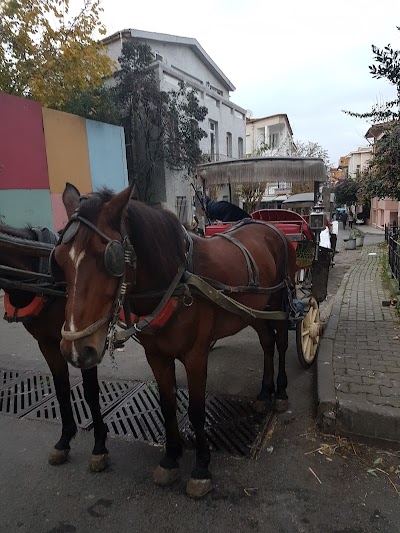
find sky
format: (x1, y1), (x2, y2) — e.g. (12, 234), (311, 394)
(81, 0), (399, 166)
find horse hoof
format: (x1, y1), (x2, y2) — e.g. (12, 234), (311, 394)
(48, 448), (69, 466)
(274, 399), (289, 413)
(253, 400), (271, 415)
(186, 478), (213, 499)
(89, 453), (109, 473)
(153, 465), (179, 486)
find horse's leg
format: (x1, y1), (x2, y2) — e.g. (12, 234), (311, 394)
(253, 320), (276, 413)
(273, 319), (289, 412)
(81, 367), (109, 472)
(184, 349), (212, 499)
(38, 340), (77, 465)
(146, 352), (182, 486)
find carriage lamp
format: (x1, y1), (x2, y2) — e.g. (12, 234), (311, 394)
(309, 205), (326, 232)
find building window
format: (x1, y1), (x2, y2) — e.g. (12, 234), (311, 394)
(209, 120), (218, 160)
(226, 132), (232, 158)
(175, 196), (188, 224)
(155, 53), (163, 61)
(269, 133), (279, 148)
(257, 128), (265, 145)
(238, 137), (244, 158)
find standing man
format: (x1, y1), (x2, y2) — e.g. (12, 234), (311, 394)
(342, 211), (348, 230)
(348, 211), (354, 229)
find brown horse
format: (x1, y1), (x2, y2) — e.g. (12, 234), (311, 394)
(53, 184), (297, 498)
(0, 186), (108, 472)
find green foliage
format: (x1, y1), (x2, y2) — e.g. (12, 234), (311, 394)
(343, 26), (400, 123)
(0, 0), (114, 110)
(334, 177), (359, 206)
(114, 40), (208, 202)
(361, 124), (400, 201)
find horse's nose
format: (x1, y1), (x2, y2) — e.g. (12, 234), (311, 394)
(76, 345), (100, 369)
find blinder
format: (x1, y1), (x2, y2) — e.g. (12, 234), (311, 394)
(104, 240), (125, 278)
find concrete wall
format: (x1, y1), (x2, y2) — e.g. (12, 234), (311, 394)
(42, 108), (92, 194)
(86, 119), (128, 192)
(0, 190), (54, 229)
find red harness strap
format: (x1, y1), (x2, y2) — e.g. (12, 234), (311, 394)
(3, 292), (47, 323)
(119, 297), (179, 331)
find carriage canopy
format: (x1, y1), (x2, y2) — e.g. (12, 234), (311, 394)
(197, 157), (327, 186)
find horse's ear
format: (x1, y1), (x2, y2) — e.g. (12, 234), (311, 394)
(62, 183), (81, 219)
(107, 185), (133, 221)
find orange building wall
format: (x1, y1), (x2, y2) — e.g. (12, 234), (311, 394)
(42, 108), (92, 194)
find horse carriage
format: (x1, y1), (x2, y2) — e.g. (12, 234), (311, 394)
(0, 157), (333, 498)
(198, 157), (333, 368)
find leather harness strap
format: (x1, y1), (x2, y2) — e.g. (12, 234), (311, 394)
(212, 232), (259, 286)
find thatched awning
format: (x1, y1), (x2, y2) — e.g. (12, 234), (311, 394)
(197, 157), (327, 185)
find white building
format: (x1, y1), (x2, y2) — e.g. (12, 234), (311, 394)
(346, 146), (373, 179)
(245, 114), (296, 204)
(103, 29), (247, 221)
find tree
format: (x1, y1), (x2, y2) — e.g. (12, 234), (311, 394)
(236, 182), (266, 213)
(361, 124), (400, 201)
(0, 0), (114, 110)
(343, 27), (400, 123)
(295, 140), (331, 167)
(342, 27), (400, 201)
(334, 177), (360, 207)
(290, 140), (330, 194)
(114, 40), (208, 202)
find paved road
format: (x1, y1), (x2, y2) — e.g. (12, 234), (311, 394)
(1, 227), (399, 533)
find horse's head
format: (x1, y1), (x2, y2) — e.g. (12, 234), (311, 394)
(54, 183), (132, 369)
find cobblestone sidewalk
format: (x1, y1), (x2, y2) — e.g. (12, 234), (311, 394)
(318, 244), (400, 443)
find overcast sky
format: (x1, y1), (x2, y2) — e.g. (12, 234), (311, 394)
(89, 0), (398, 166)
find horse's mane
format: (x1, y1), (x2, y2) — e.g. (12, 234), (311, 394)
(75, 188), (186, 287)
(126, 201), (186, 286)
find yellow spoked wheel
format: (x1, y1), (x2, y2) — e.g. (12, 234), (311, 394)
(296, 297), (320, 368)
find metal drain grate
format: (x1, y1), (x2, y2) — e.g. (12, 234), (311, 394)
(105, 383), (269, 456)
(105, 383), (189, 444)
(0, 369), (21, 391)
(25, 378), (136, 428)
(0, 372), (54, 416)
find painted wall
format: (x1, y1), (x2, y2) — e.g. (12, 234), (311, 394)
(42, 108), (92, 194)
(86, 119), (128, 192)
(0, 93), (49, 189)
(1, 94), (128, 229)
(0, 190), (54, 229)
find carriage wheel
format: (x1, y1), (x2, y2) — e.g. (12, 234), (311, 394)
(296, 297), (320, 368)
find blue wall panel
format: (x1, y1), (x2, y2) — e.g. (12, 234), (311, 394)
(86, 120), (128, 193)
(0, 190), (54, 230)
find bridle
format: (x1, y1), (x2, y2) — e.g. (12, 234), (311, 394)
(52, 211), (136, 348)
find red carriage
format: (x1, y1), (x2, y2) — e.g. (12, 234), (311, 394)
(198, 157), (334, 368)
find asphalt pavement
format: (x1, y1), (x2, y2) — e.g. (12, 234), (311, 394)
(1, 224), (400, 533)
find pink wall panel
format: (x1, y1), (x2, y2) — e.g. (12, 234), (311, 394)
(0, 93), (49, 189)
(51, 193), (68, 232)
